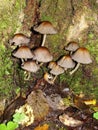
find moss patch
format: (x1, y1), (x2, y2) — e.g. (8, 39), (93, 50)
(0, 0), (26, 100)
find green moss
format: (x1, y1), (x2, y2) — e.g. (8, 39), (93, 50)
(0, 44), (13, 98)
(41, 15), (55, 23)
(0, 0), (26, 100)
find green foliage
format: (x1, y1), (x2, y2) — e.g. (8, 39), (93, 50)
(13, 112), (26, 124)
(41, 15), (55, 23)
(0, 111), (27, 130)
(0, 121), (18, 130)
(93, 112), (98, 120)
(0, 0), (26, 99)
(0, 0), (25, 34)
(0, 44), (13, 97)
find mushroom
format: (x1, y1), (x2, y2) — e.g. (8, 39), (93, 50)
(21, 60), (40, 72)
(65, 41), (79, 55)
(57, 55), (75, 70)
(21, 60), (40, 79)
(33, 47), (53, 65)
(33, 21), (57, 46)
(12, 46), (34, 63)
(48, 61), (57, 69)
(69, 47), (92, 75)
(44, 64), (64, 84)
(9, 33), (30, 46)
(44, 72), (54, 84)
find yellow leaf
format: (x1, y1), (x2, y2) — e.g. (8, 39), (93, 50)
(84, 99), (96, 105)
(34, 124), (49, 130)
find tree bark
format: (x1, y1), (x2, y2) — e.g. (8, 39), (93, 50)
(23, 0), (98, 55)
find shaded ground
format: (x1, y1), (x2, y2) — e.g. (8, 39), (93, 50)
(0, 76), (98, 130)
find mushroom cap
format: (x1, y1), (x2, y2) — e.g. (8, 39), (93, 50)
(71, 47), (92, 64)
(33, 21), (57, 34)
(48, 61), (57, 69)
(65, 41), (79, 52)
(12, 46), (34, 59)
(50, 64), (64, 76)
(33, 47), (53, 63)
(57, 55), (75, 68)
(9, 33), (30, 46)
(21, 60), (40, 72)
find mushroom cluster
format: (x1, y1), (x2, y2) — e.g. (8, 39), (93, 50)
(44, 41), (92, 84)
(9, 23), (54, 80)
(9, 21), (92, 83)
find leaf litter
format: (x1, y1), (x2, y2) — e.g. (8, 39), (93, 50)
(0, 78), (98, 130)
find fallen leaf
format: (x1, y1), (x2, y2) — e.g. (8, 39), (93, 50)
(34, 124), (49, 130)
(84, 99), (96, 105)
(46, 94), (66, 110)
(26, 89), (49, 120)
(14, 103), (34, 126)
(59, 114), (83, 127)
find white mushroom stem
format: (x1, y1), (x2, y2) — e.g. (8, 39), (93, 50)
(69, 62), (80, 75)
(21, 58), (25, 64)
(52, 75), (57, 83)
(39, 62), (44, 67)
(70, 51), (73, 55)
(41, 34), (47, 46)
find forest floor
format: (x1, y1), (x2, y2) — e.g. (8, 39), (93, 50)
(0, 76), (98, 130)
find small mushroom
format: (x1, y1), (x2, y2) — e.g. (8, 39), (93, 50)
(12, 46), (34, 63)
(65, 41), (79, 55)
(48, 61), (57, 69)
(70, 47), (92, 75)
(21, 60), (40, 79)
(57, 55), (75, 70)
(44, 72), (54, 84)
(21, 60), (40, 72)
(33, 47), (53, 65)
(33, 21), (57, 46)
(9, 33), (30, 46)
(44, 64), (64, 84)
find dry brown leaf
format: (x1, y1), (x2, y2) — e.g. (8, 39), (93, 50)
(59, 114), (83, 127)
(26, 89), (49, 120)
(34, 124), (49, 130)
(46, 94), (66, 110)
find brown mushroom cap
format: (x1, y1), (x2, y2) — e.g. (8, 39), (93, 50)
(48, 61), (57, 69)
(50, 64), (64, 76)
(71, 47), (92, 64)
(57, 55), (75, 69)
(65, 41), (79, 52)
(33, 47), (53, 63)
(9, 33), (30, 46)
(21, 60), (40, 72)
(12, 46), (34, 59)
(33, 21), (57, 34)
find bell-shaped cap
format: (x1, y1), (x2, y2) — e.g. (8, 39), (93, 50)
(34, 21), (57, 34)
(33, 47), (53, 63)
(50, 64), (64, 76)
(12, 46), (34, 59)
(48, 61), (57, 69)
(21, 60), (40, 72)
(71, 47), (92, 64)
(9, 33), (30, 46)
(65, 41), (79, 52)
(57, 55), (75, 68)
